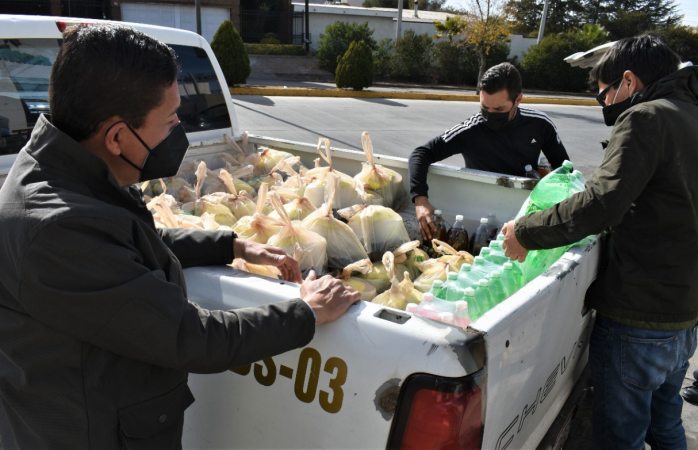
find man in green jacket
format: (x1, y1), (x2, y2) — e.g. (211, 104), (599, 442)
(502, 35), (698, 449)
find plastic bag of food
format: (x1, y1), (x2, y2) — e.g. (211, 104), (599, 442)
(301, 173), (368, 270)
(247, 147), (295, 176)
(267, 193), (328, 276)
(268, 175), (316, 221)
(372, 252), (422, 310)
(339, 259), (377, 301)
(354, 132), (407, 209)
(413, 239), (473, 292)
(304, 138), (363, 209)
(232, 183), (283, 243)
(230, 258), (282, 279)
(217, 169), (257, 218)
(345, 204), (410, 260)
(392, 240), (428, 281)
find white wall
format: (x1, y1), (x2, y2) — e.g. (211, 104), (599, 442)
(121, 2), (231, 42)
(508, 34), (537, 61)
(293, 3), (447, 50)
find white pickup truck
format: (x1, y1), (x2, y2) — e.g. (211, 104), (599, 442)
(0, 14), (599, 449)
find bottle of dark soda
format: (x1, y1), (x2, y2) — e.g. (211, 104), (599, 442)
(433, 209), (450, 242)
(537, 154), (552, 178)
(524, 164), (541, 180)
(447, 214), (469, 252)
(486, 213), (498, 241)
(471, 217), (490, 255)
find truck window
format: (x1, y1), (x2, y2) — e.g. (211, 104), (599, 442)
(0, 38), (230, 156)
(171, 44), (232, 134)
(0, 38), (59, 156)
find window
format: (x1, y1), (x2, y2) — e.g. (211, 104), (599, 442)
(0, 38), (230, 156)
(0, 38), (59, 156)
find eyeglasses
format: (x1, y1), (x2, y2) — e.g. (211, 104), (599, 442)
(596, 77), (623, 107)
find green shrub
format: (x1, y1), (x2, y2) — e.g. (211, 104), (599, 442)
(655, 26), (698, 64)
(260, 33), (281, 45)
(373, 38), (394, 79)
(244, 43), (307, 55)
(211, 20), (250, 86)
(521, 24), (609, 92)
(335, 40), (374, 90)
(390, 30), (433, 82)
(317, 22), (377, 74)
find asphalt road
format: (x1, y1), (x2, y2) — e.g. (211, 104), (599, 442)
(231, 95), (610, 177)
(232, 94), (698, 450)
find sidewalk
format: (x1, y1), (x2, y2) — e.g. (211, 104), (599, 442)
(237, 54), (598, 106)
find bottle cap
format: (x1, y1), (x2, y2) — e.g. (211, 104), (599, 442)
(434, 209), (443, 215)
(405, 303), (418, 313)
(478, 279), (490, 286)
(447, 272), (458, 280)
(480, 248), (491, 256)
(480, 217), (488, 224)
(455, 214), (464, 221)
(503, 262), (513, 269)
(463, 287), (476, 296)
(422, 293), (434, 302)
(524, 164), (533, 171)
(491, 270), (502, 278)
(490, 241), (503, 250)
(562, 160), (573, 170)
(459, 263), (471, 272)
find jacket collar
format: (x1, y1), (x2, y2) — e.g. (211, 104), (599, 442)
(26, 114), (124, 194)
(631, 65), (698, 107)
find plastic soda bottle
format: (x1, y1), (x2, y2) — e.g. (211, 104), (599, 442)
(503, 261), (524, 289)
(471, 256), (497, 279)
(501, 262), (521, 297)
(471, 217), (491, 255)
(537, 154), (552, 177)
(476, 279), (495, 313)
(430, 279), (445, 300)
(462, 287), (481, 321)
(457, 264), (479, 289)
(432, 209), (450, 242)
(444, 272), (462, 301)
(488, 270), (508, 303)
(454, 300), (470, 327)
(525, 164), (541, 180)
(447, 214), (469, 252)
(487, 213), (498, 240)
(486, 241), (510, 265)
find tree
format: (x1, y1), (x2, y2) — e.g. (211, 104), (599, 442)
(599, 0), (683, 39)
(504, 0), (586, 37)
(317, 22), (377, 74)
(655, 25), (698, 64)
(336, 40), (374, 90)
(211, 20), (250, 86)
(437, 0), (510, 83)
(521, 24), (609, 92)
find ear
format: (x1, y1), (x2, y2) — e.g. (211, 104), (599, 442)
(513, 92), (523, 106)
(622, 70), (645, 93)
(101, 119), (127, 157)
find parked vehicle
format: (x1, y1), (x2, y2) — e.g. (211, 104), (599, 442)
(0, 14), (600, 449)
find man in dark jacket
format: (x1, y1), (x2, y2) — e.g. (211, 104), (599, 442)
(409, 62), (569, 240)
(0, 24), (359, 449)
(502, 35), (698, 449)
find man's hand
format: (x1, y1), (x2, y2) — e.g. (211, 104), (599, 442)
(234, 239), (302, 283)
(415, 196), (436, 241)
(501, 220), (528, 263)
(300, 271), (361, 325)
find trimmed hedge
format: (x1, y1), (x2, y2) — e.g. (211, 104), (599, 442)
(336, 40), (374, 90)
(245, 43), (307, 56)
(211, 20), (250, 86)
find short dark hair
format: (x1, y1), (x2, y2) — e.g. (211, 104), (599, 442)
(49, 24), (179, 141)
(590, 34), (680, 88)
(478, 62), (522, 102)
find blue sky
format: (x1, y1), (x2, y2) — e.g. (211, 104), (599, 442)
(443, 0), (698, 27)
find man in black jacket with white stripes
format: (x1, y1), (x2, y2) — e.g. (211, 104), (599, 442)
(408, 62), (569, 240)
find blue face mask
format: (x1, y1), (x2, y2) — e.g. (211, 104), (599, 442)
(119, 123), (189, 182)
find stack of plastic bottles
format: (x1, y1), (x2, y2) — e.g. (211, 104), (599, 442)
(408, 160), (587, 326)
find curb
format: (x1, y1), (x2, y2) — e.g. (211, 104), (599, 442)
(230, 86), (598, 106)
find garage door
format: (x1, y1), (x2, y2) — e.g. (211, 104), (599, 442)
(121, 3), (230, 42)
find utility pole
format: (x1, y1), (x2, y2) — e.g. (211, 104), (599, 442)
(536, 0), (550, 43)
(305, 0), (310, 53)
(195, 0), (202, 36)
(395, 0), (403, 40)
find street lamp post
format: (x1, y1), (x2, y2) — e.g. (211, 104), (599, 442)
(195, 0), (202, 36)
(536, 0), (550, 43)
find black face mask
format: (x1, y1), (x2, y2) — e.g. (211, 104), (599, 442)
(602, 96), (634, 127)
(481, 107), (513, 131)
(119, 123), (189, 182)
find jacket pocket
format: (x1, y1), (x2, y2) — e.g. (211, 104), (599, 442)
(118, 382), (195, 450)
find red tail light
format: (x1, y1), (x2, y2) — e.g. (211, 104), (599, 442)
(387, 370), (485, 450)
(55, 21), (91, 32)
